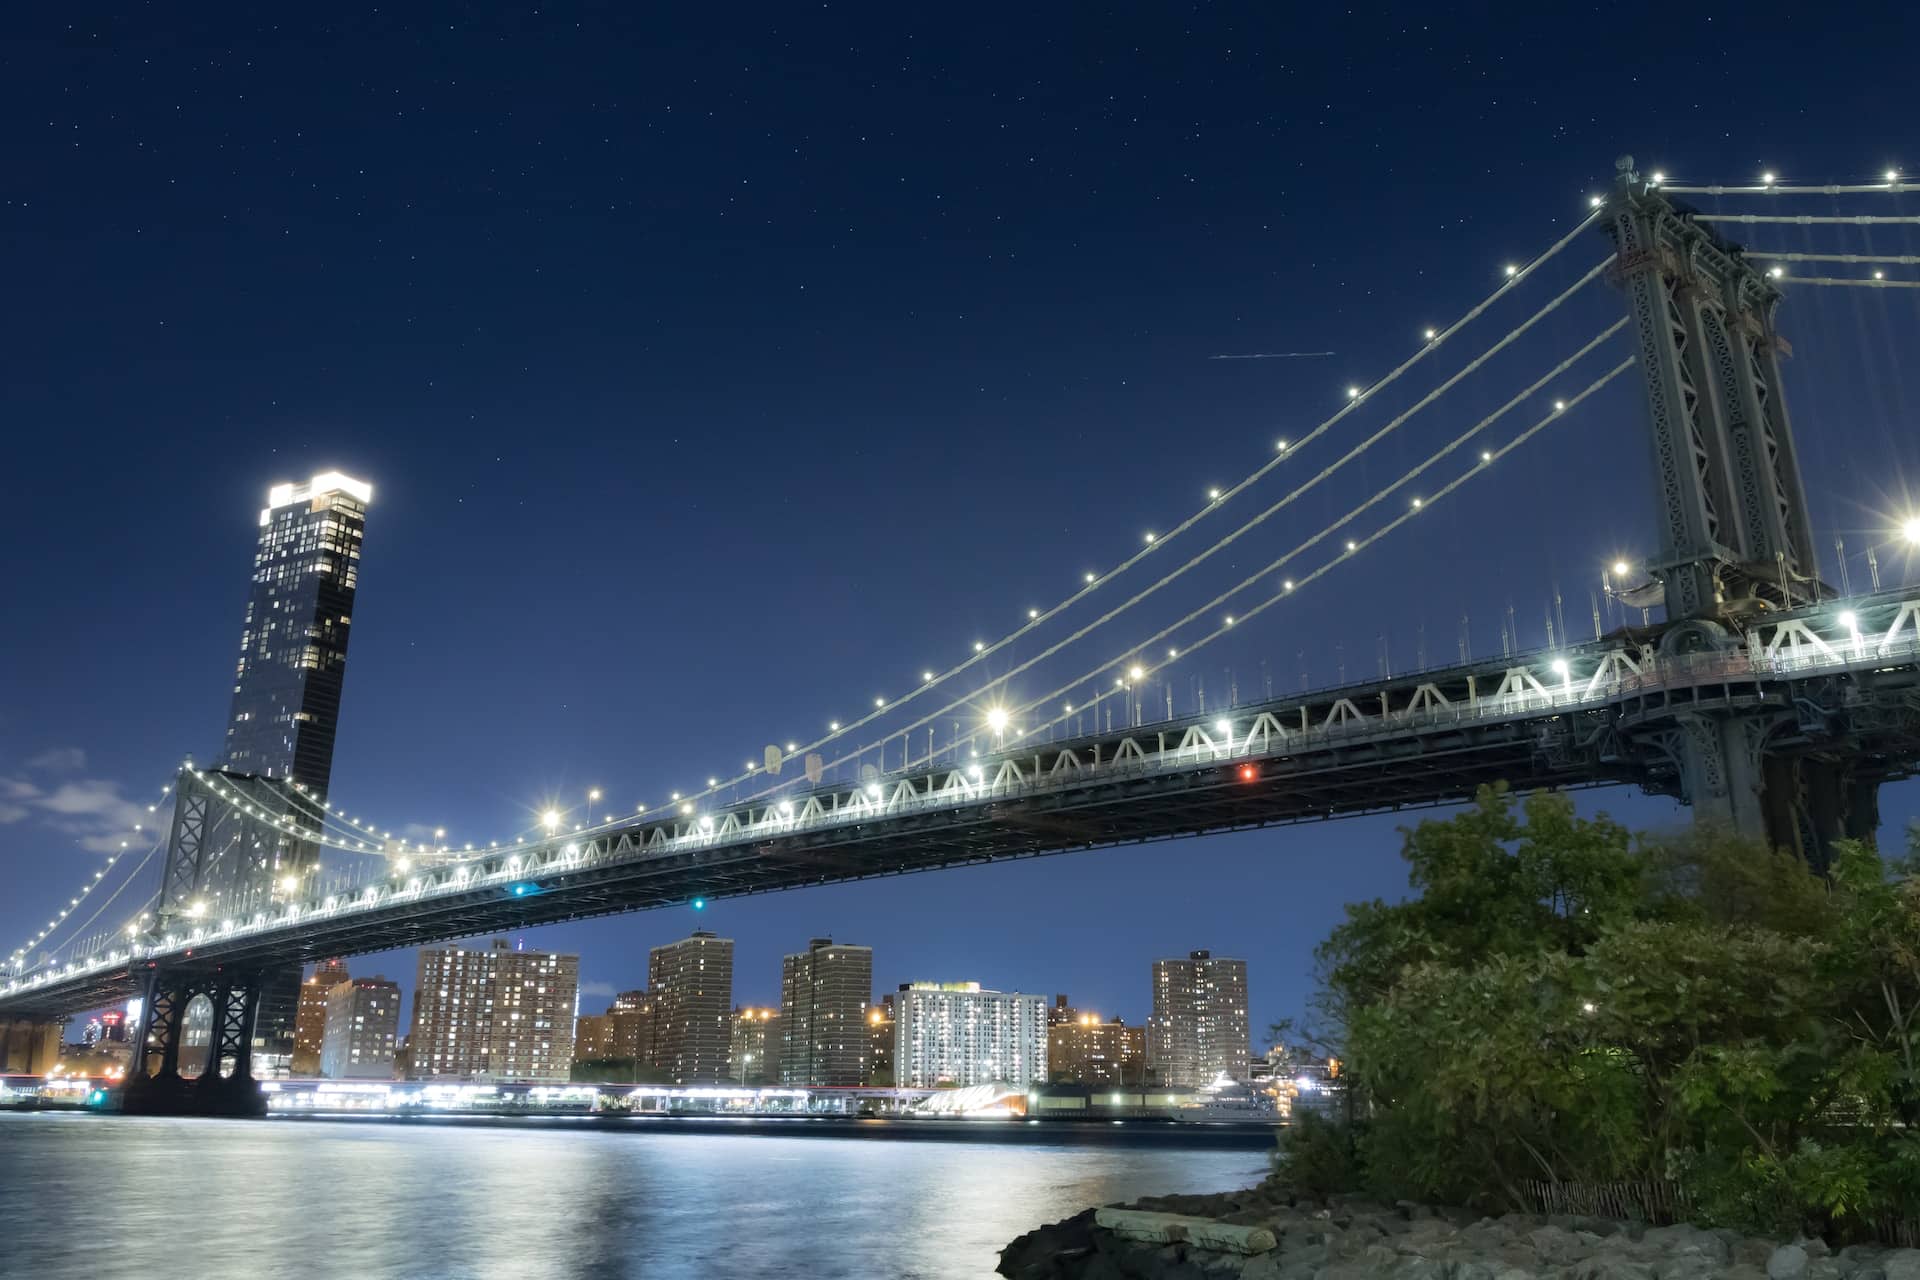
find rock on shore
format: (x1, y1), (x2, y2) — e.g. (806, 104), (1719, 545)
(998, 1185), (1904, 1280)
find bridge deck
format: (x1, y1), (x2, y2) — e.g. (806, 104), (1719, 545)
(5, 590), (1919, 1019)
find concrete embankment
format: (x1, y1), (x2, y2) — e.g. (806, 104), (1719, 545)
(1000, 1185), (1891, 1279)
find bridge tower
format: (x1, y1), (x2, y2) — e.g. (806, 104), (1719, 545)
(1605, 156), (1873, 864)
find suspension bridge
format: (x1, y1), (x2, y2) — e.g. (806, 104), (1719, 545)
(4, 156), (1919, 1114)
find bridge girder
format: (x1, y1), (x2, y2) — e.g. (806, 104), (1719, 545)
(8, 591), (1920, 1025)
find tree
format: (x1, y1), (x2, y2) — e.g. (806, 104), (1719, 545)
(1289, 785), (1920, 1241)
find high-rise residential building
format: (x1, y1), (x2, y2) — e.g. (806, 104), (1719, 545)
(409, 939), (580, 1081)
(573, 989), (658, 1069)
(866, 995), (894, 1085)
(221, 473), (372, 1073)
(292, 958), (350, 1075)
(893, 982), (1047, 1089)
(730, 1007), (779, 1084)
(648, 932), (733, 1085)
(319, 977), (401, 1080)
(1148, 950), (1251, 1086)
(607, 990), (657, 1066)
(573, 1013), (613, 1062)
(1048, 1010), (1146, 1085)
(222, 472), (372, 792)
(779, 937), (873, 1087)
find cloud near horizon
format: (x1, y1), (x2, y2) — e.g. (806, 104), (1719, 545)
(0, 750), (158, 855)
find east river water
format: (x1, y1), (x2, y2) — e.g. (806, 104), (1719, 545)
(0, 1112), (1270, 1278)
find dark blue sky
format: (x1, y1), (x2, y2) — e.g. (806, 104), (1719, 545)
(4, 5), (1918, 1034)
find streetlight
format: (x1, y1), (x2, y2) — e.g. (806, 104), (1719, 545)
(1903, 517), (1920, 545)
(587, 788), (601, 826)
(541, 809), (561, 834)
(986, 707), (1010, 735)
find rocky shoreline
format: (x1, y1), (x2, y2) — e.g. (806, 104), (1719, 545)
(999, 1184), (1911, 1279)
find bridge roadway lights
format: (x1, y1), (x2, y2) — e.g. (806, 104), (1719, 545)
(119, 965), (269, 1118)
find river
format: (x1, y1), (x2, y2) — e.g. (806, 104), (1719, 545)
(0, 1112), (1271, 1278)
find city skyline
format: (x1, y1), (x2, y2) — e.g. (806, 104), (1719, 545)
(7, 8), (1919, 1277)
(5, 6), (1918, 1041)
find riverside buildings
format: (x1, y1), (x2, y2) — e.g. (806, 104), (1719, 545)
(1148, 950), (1251, 1086)
(893, 982), (1047, 1088)
(729, 1007), (779, 1084)
(319, 976), (401, 1079)
(291, 958), (350, 1075)
(574, 989), (657, 1068)
(1048, 1011), (1146, 1085)
(649, 932), (734, 1085)
(866, 995), (894, 1085)
(778, 937), (872, 1086)
(409, 939), (579, 1081)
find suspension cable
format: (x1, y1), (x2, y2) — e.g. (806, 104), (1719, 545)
(733, 320), (1629, 797)
(228, 352), (1637, 900)
(4, 780), (173, 971)
(268, 211), (1612, 852)
(1017, 358), (1639, 739)
(711, 267), (1616, 795)
(606, 209), (1607, 815)
(43, 842), (163, 964)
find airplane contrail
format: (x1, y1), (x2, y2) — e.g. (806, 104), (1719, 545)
(1208, 351), (1336, 360)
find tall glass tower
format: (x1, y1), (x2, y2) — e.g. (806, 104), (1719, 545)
(221, 471), (372, 794)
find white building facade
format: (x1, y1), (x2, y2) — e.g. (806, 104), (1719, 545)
(893, 982), (1047, 1088)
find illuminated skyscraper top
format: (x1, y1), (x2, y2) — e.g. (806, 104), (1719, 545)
(220, 471), (371, 797)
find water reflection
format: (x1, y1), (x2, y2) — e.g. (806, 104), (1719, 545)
(2, 1114), (1266, 1279)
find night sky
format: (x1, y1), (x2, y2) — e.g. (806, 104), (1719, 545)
(5, 5), (1918, 1037)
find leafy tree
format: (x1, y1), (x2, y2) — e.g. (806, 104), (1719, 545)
(1286, 785), (1920, 1242)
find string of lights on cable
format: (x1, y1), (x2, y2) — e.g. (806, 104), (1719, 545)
(2, 777), (176, 973)
(747, 326), (1634, 791)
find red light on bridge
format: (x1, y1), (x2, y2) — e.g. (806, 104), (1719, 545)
(1238, 764), (1257, 782)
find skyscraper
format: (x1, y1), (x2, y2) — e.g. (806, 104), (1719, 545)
(291, 958), (350, 1075)
(319, 976), (401, 1080)
(222, 471), (372, 794)
(409, 940), (579, 1081)
(648, 931), (733, 1085)
(893, 982), (1047, 1088)
(1148, 950), (1251, 1086)
(778, 937), (873, 1087)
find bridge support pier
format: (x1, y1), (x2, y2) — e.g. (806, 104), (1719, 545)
(1666, 708), (1881, 875)
(121, 966), (268, 1117)
(0, 1017), (66, 1074)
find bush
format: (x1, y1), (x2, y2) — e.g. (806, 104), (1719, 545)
(1274, 1109), (1364, 1203)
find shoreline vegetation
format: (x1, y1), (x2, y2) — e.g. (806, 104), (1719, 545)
(1006, 784), (1920, 1273)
